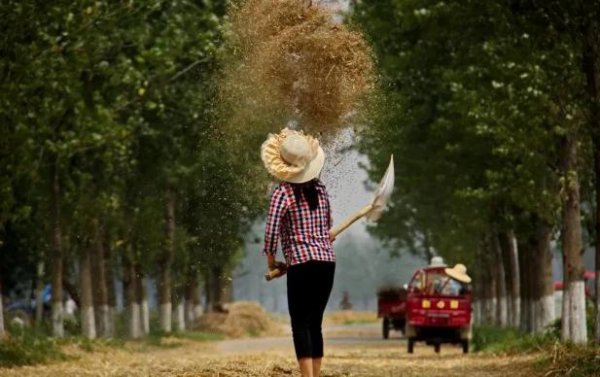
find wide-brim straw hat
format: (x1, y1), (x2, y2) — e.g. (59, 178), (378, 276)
(261, 128), (325, 184)
(444, 263), (472, 284)
(429, 256), (446, 267)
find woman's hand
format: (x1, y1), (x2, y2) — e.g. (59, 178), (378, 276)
(269, 261), (288, 276)
(265, 255), (287, 280)
(265, 260), (288, 281)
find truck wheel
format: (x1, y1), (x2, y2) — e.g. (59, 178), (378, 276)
(407, 337), (415, 354)
(434, 343), (441, 354)
(382, 318), (390, 339)
(462, 340), (469, 354)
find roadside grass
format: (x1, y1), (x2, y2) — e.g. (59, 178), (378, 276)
(0, 324), (68, 368)
(104, 328), (226, 353)
(472, 325), (557, 354)
(473, 323), (600, 377)
(0, 316), (224, 368)
(174, 330), (224, 342)
(541, 343), (600, 377)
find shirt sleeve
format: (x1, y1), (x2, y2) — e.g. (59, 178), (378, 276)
(323, 184), (333, 229)
(328, 197), (333, 230)
(263, 185), (288, 257)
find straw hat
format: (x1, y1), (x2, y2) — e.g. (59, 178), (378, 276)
(261, 128), (325, 184)
(444, 264), (472, 284)
(429, 256), (446, 267)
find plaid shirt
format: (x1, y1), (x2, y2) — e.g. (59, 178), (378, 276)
(263, 180), (335, 266)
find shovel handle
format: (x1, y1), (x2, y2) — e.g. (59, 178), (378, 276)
(265, 204), (373, 282)
(330, 204), (373, 239)
(265, 270), (279, 281)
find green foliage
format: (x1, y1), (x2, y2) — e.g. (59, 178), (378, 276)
(0, 0), (262, 322)
(0, 325), (67, 367)
(472, 325), (557, 353)
(350, 0), (596, 270)
(174, 331), (224, 342)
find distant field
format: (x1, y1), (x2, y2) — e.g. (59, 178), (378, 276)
(324, 310), (379, 325)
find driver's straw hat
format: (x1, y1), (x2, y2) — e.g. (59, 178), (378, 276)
(445, 264), (472, 284)
(429, 256), (446, 267)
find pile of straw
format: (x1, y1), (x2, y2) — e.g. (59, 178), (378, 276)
(194, 301), (282, 338)
(223, 0), (375, 135)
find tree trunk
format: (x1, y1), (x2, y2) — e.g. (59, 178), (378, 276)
(185, 274), (200, 328)
(492, 230), (508, 327)
(204, 274), (212, 313)
(509, 232), (521, 329)
(480, 238), (496, 325)
(518, 235), (532, 332)
(532, 223), (555, 333)
(104, 234), (117, 338)
(472, 243), (486, 326)
(135, 264), (150, 336)
(500, 230), (521, 328)
(91, 219), (109, 338)
(209, 266), (226, 312)
(79, 247), (96, 339)
(159, 185), (176, 332)
(422, 231), (434, 263)
(583, 21), (600, 344)
(34, 260), (45, 326)
(50, 162), (64, 337)
(123, 246), (141, 339)
(175, 299), (185, 332)
(596, 146), (600, 343)
(561, 133), (587, 343)
(499, 231), (514, 326)
(0, 279), (5, 339)
(561, 251), (571, 340)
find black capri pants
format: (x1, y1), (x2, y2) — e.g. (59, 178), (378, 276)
(287, 260), (336, 359)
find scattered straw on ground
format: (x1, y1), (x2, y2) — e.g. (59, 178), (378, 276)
(193, 301), (283, 338)
(542, 342), (600, 377)
(0, 333), (540, 377)
(221, 0), (375, 136)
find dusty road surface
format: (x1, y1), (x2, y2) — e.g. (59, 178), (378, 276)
(0, 324), (540, 377)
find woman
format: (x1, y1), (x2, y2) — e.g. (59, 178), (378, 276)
(261, 128), (335, 377)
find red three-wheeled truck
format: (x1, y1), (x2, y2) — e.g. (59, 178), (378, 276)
(377, 264), (473, 354)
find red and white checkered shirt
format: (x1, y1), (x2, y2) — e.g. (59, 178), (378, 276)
(263, 180), (335, 266)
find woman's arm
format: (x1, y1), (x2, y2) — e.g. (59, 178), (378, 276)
(263, 186), (288, 269)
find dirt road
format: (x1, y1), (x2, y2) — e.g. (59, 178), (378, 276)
(0, 324), (540, 377)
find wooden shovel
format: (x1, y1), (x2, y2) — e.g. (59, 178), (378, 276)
(265, 155), (395, 281)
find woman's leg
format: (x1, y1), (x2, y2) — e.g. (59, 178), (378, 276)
(288, 262), (335, 377)
(287, 263), (314, 374)
(308, 262), (335, 376)
(312, 358), (322, 377)
(298, 358), (314, 377)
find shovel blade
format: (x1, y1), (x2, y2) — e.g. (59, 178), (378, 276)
(366, 155), (395, 222)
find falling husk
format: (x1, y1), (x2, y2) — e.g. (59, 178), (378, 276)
(222, 0), (375, 137)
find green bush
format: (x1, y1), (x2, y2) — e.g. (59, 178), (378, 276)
(472, 325), (558, 353)
(0, 325), (67, 367)
(175, 331), (224, 342)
